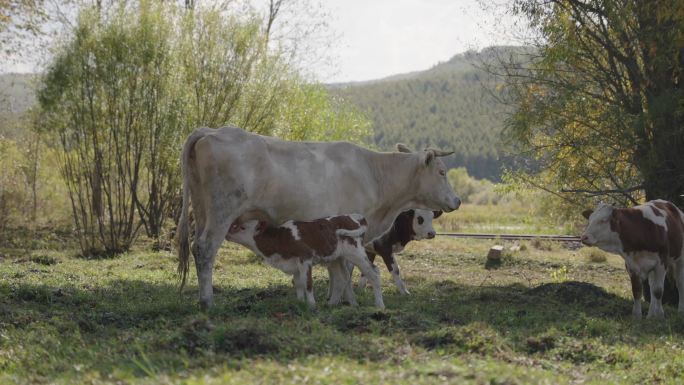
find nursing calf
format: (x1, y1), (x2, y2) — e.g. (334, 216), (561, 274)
(358, 209), (442, 294)
(227, 214), (385, 308)
(581, 200), (684, 318)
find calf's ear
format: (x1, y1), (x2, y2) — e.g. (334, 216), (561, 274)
(581, 209), (593, 219)
(433, 210), (443, 219)
(256, 221), (268, 234)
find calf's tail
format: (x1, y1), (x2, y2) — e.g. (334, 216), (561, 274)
(336, 228), (366, 239)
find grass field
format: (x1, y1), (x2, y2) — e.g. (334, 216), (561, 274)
(3, 223), (684, 385)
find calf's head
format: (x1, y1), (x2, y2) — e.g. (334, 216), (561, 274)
(580, 203), (621, 250)
(228, 219), (268, 248)
(412, 209), (442, 240)
(397, 144), (461, 212)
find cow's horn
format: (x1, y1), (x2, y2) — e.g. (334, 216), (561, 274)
(396, 143), (412, 153)
(426, 148), (454, 157)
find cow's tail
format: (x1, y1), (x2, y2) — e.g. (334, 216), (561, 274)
(177, 129), (207, 293)
(336, 227), (366, 239)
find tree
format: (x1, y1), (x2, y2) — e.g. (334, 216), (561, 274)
(495, 0), (684, 208)
(494, 0), (684, 304)
(37, 0), (370, 256)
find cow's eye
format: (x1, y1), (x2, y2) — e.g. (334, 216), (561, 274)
(417, 216), (424, 225)
(439, 170), (446, 176)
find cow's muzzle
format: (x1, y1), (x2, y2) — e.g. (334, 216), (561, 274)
(444, 197), (461, 212)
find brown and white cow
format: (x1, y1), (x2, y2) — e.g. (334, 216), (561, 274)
(177, 127), (460, 308)
(227, 214), (384, 308)
(357, 209), (442, 295)
(581, 200), (684, 318)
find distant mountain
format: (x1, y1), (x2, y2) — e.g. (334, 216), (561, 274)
(331, 46), (526, 180)
(0, 73), (36, 138)
(0, 73), (36, 114)
(1, 47), (524, 180)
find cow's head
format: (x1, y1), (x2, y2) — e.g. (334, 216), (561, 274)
(397, 144), (461, 212)
(580, 203), (621, 250)
(411, 209), (442, 240)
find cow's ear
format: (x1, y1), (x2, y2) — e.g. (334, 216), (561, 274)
(433, 210), (443, 219)
(581, 209), (593, 219)
(396, 143), (412, 153)
(422, 150), (435, 166)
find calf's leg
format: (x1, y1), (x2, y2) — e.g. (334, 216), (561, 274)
(379, 250), (409, 295)
(675, 258), (684, 314)
(647, 262), (666, 318)
(293, 269), (305, 301)
(628, 270), (643, 319)
(296, 260), (315, 306)
(357, 251), (377, 289)
(344, 248), (385, 309)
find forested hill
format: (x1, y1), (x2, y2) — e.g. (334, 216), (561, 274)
(331, 46), (522, 181)
(2, 47), (519, 180)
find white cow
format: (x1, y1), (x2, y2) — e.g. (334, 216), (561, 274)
(177, 126), (460, 309)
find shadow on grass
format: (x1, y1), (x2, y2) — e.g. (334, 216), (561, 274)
(3, 277), (684, 380)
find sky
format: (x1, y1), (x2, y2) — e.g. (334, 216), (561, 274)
(1, 0), (523, 83)
(311, 0), (521, 83)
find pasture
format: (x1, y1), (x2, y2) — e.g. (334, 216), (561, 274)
(2, 206), (684, 385)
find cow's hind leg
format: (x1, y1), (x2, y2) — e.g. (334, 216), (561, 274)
(193, 213), (238, 310)
(647, 262), (666, 318)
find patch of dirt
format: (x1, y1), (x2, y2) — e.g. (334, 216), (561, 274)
(527, 281), (612, 303)
(213, 327), (278, 355)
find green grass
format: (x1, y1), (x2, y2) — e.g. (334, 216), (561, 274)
(2, 235), (684, 384)
(436, 203), (574, 235)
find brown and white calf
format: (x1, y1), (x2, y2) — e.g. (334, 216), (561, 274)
(227, 214), (385, 308)
(581, 200), (684, 318)
(357, 209), (442, 294)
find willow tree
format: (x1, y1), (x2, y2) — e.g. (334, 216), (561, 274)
(37, 0), (369, 256)
(498, 0), (684, 208)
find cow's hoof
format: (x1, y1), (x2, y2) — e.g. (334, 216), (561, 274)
(647, 311), (665, 319)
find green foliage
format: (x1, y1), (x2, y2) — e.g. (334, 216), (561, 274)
(447, 167), (499, 205)
(0, 134), (69, 230)
(333, 48), (513, 180)
(35, 0), (369, 255)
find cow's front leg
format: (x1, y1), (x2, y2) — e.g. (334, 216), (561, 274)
(296, 260), (315, 307)
(327, 259), (358, 306)
(628, 270), (643, 319)
(647, 262), (666, 318)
